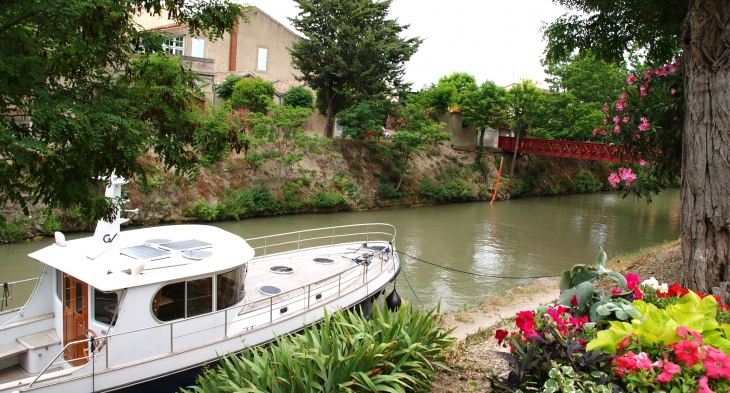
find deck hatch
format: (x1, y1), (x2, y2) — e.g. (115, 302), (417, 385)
(269, 266), (294, 274)
(120, 245), (171, 261)
(313, 257), (335, 264)
(158, 239), (212, 251)
(182, 250), (213, 260)
(144, 238), (171, 246)
(258, 286), (281, 296)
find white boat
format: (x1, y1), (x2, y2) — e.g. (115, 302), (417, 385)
(0, 175), (400, 392)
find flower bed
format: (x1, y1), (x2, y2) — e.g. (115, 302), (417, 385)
(491, 249), (730, 393)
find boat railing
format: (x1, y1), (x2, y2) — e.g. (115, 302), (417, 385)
(25, 247), (397, 387)
(244, 223), (396, 256)
(0, 277), (39, 314)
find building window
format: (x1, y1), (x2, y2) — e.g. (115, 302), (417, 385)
(163, 36), (184, 56)
(94, 289), (118, 326)
(257, 48), (267, 72)
(191, 38), (205, 58)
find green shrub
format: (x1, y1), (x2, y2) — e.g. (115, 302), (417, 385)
(137, 175), (164, 194)
(510, 179), (530, 197)
(572, 170), (599, 193)
(420, 179), (475, 202)
(309, 190), (345, 208)
(182, 199), (218, 221)
(0, 217), (28, 242)
(42, 212), (61, 232)
(245, 151), (278, 166)
(377, 183), (400, 200)
(183, 304), (455, 393)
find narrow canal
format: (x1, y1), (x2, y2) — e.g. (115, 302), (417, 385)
(0, 190), (679, 310)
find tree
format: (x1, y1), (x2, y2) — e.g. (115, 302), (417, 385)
(436, 72), (478, 110)
(0, 0), (245, 223)
(337, 101), (388, 140)
(288, 0), (422, 138)
(282, 85), (314, 109)
(253, 106), (312, 186)
(229, 78), (275, 114)
(460, 81), (508, 162)
(506, 80), (546, 177)
(216, 74), (244, 101)
(543, 0), (730, 298)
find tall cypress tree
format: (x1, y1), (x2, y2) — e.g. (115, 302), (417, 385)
(288, 0), (422, 138)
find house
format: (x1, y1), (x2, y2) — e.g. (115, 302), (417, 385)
(134, 8), (327, 134)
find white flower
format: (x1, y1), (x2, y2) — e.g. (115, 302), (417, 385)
(641, 277), (660, 290)
(659, 283), (669, 294)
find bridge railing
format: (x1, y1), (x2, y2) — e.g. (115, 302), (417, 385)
(498, 137), (637, 163)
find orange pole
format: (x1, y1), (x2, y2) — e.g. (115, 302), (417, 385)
(490, 159), (503, 204)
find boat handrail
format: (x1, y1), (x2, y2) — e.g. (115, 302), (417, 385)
(26, 248), (396, 386)
(0, 277), (40, 315)
(244, 223), (396, 256)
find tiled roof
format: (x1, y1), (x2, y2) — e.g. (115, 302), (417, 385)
(273, 80), (305, 95)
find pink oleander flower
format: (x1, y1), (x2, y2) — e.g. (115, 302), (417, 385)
(621, 92), (629, 100)
(615, 100), (626, 111)
(639, 117), (650, 131)
(640, 85), (647, 97)
(703, 346), (730, 379)
(655, 360), (681, 383)
(670, 88), (677, 95)
(613, 124), (621, 133)
(627, 75), (638, 85)
(655, 67), (668, 77)
(698, 376), (714, 393)
(608, 173), (621, 188)
(670, 339), (701, 366)
(644, 70), (653, 79)
(618, 167), (637, 187)
(639, 159), (646, 166)
(668, 64), (677, 73)
(613, 116), (620, 124)
(602, 102), (609, 112)
(592, 128), (600, 136)
(622, 116), (630, 123)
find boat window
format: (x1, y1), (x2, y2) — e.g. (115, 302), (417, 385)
(216, 266), (246, 310)
(56, 269), (62, 301)
(64, 276), (71, 309)
(75, 283), (83, 314)
(187, 278), (212, 318)
(153, 282), (185, 322)
(94, 289), (118, 326)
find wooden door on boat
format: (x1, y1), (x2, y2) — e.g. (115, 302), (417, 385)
(62, 273), (88, 367)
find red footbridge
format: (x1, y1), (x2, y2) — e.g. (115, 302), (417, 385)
(498, 137), (636, 163)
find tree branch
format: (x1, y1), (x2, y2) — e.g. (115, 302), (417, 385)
(0, 9), (44, 35)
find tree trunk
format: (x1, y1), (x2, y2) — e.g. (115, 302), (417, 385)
(509, 126), (521, 177)
(681, 0), (730, 298)
(324, 93), (336, 138)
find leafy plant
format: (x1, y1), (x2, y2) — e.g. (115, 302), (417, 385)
(42, 212), (60, 232)
(309, 190), (345, 209)
(183, 303), (455, 393)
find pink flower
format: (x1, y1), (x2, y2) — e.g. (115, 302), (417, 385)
(656, 360), (681, 383)
(613, 124), (621, 133)
(602, 102), (609, 112)
(644, 70), (653, 79)
(608, 173), (621, 188)
(670, 339), (701, 366)
(676, 326), (703, 344)
(622, 116), (630, 123)
(615, 100), (626, 111)
(618, 167), (637, 187)
(703, 346), (730, 379)
(612, 288), (623, 295)
(668, 64), (677, 73)
(698, 376), (714, 393)
(621, 92), (629, 100)
(603, 118), (608, 125)
(626, 75), (638, 85)
(613, 116), (620, 124)
(625, 273), (640, 290)
(670, 88), (677, 95)
(639, 117), (650, 131)
(639, 85), (647, 97)
(655, 67), (667, 77)
(639, 159), (646, 166)
(592, 128), (600, 136)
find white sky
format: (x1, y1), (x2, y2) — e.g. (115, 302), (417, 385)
(245, 0), (569, 90)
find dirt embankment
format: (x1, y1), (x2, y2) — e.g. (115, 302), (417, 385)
(1, 141), (618, 241)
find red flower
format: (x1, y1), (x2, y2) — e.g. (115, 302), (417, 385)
(571, 295), (578, 307)
(515, 310), (536, 336)
(494, 329), (508, 346)
(661, 283), (689, 298)
(625, 273), (640, 290)
(669, 339), (701, 366)
(702, 346), (730, 379)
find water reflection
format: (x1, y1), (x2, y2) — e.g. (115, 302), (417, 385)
(0, 190), (680, 310)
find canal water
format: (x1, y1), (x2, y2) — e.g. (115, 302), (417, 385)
(0, 190), (680, 311)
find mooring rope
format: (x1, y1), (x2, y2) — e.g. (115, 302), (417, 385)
(398, 268), (424, 308)
(396, 250), (560, 280)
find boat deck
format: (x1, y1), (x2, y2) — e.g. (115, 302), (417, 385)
(244, 242), (391, 306)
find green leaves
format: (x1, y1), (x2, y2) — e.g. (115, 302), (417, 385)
(183, 303), (455, 393)
(1, 0), (245, 223)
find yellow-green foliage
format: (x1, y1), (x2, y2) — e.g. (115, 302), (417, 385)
(587, 291), (730, 354)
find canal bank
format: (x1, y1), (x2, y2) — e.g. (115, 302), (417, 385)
(1, 140), (619, 242)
